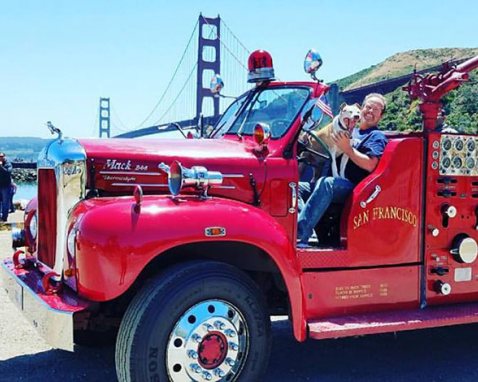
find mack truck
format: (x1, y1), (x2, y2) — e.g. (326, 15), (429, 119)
(2, 49), (478, 382)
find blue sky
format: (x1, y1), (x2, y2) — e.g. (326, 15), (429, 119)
(1, 0), (477, 139)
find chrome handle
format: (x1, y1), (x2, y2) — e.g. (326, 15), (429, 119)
(289, 182), (297, 213)
(360, 185), (381, 208)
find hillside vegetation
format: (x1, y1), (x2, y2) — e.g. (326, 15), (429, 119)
(335, 48), (478, 133)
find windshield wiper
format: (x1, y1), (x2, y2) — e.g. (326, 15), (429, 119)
(237, 91), (260, 140)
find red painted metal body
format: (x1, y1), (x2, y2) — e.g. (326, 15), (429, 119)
(2, 58), (478, 354)
(69, 195), (300, 303)
(406, 55), (478, 131)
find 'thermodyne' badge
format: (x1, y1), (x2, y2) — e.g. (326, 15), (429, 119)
(205, 227), (226, 237)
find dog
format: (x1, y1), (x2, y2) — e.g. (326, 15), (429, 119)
(299, 103), (361, 180)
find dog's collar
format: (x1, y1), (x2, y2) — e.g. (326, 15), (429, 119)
(337, 120), (349, 131)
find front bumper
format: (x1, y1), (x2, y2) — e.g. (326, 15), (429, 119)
(0, 257), (90, 351)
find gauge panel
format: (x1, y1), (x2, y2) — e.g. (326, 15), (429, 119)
(439, 135), (478, 176)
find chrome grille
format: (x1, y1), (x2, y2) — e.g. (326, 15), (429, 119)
(37, 169), (57, 267)
(37, 138), (86, 275)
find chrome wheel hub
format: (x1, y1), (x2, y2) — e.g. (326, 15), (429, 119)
(166, 300), (248, 381)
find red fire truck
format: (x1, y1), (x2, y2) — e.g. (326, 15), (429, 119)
(2, 49), (478, 382)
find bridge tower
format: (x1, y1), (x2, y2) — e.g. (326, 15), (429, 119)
(196, 14), (221, 123)
(99, 97), (111, 138)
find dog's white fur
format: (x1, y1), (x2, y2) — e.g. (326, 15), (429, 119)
(331, 103), (361, 178)
(302, 103), (361, 179)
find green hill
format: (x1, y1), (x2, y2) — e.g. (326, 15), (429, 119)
(334, 48), (478, 133)
(336, 48), (478, 90)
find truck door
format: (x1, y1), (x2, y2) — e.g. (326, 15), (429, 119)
(299, 136), (424, 318)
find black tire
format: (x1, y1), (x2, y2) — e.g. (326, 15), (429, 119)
(115, 261), (271, 382)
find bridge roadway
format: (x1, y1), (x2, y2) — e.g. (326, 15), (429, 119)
(1, 220), (478, 380)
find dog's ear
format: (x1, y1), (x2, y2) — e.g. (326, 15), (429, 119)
(340, 102), (347, 110)
(354, 103), (361, 110)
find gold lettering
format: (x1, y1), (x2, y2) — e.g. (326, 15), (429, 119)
(353, 210), (370, 229)
(390, 206), (398, 219)
(384, 206), (391, 219)
(363, 210), (369, 224)
(373, 207), (379, 220)
(355, 205), (417, 228)
(335, 284), (374, 300)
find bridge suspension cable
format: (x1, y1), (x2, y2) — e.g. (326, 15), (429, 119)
(111, 105), (130, 133)
(212, 16), (251, 113)
(113, 15), (253, 138)
(221, 19), (250, 57)
(153, 62), (198, 125)
(153, 17), (220, 125)
(135, 19), (199, 129)
(149, 15), (253, 126)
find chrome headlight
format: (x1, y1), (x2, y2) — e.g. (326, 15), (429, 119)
(67, 227), (77, 257)
(29, 214), (38, 241)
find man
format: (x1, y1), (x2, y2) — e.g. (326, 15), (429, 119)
(0, 152), (13, 222)
(10, 181), (17, 213)
(297, 93), (388, 247)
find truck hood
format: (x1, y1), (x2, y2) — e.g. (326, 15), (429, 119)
(79, 137), (267, 203)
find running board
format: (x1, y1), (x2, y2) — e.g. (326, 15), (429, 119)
(308, 303), (478, 340)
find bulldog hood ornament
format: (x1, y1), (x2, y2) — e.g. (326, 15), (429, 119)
(46, 121), (63, 141)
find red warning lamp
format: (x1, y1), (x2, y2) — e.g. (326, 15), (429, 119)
(247, 50), (275, 83)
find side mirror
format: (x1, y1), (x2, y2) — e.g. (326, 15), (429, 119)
(304, 49), (323, 81)
(210, 74), (225, 96)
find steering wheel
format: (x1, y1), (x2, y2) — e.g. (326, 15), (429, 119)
(299, 130), (331, 164)
(297, 130), (331, 181)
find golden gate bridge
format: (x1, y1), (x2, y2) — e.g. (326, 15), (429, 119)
(99, 14), (251, 139)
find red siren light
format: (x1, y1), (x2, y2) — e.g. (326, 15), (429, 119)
(247, 50), (275, 83)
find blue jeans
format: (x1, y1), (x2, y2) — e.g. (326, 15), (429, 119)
(297, 176), (354, 243)
(0, 186), (10, 221)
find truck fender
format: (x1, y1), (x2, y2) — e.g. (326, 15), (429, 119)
(71, 195), (307, 341)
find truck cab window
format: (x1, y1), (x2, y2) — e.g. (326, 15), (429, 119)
(220, 87), (310, 138)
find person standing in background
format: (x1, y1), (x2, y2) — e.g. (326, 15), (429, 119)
(9, 181), (17, 213)
(0, 152), (13, 222)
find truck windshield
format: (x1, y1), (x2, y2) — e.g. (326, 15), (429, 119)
(213, 87), (311, 139)
(210, 94), (248, 138)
